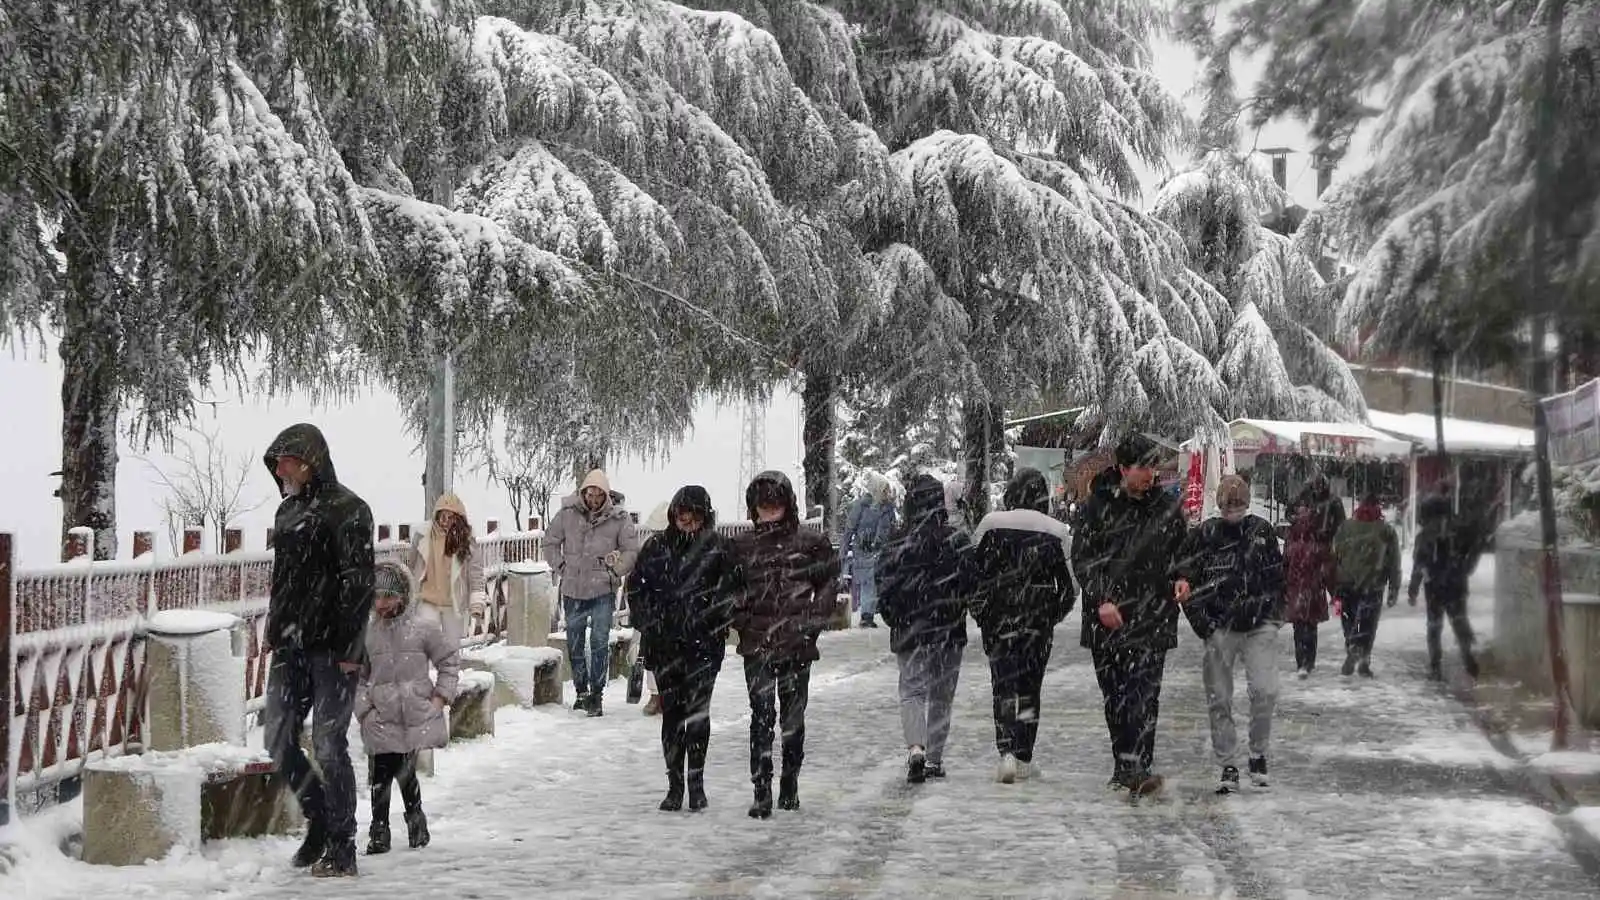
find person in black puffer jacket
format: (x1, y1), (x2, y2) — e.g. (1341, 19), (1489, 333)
(262, 423), (375, 877)
(731, 471), (841, 819)
(878, 474), (972, 784)
(967, 468), (1076, 784)
(1407, 490), (1492, 680)
(628, 485), (739, 813)
(1174, 475), (1285, 794)
(1072, 434), (1187, 796)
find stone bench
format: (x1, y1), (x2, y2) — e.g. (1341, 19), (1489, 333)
(545, 629), (637, 688)
(449, 670), (497, 741)
(82, 744), (294, 866)
(461, 645), (566, 708)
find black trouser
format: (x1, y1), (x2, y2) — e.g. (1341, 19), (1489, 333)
(263, 649), (359, 841)
(1091, 644), (1167, 775)
(657, 657), (720, 780)
(744, 657), (811, 785)
(368, 752), (422, 829)
(1293, 622), (1320, 671)
(1425, 579), (1476, 668)
(1339, 589), (1383, 658)
(985, 630), (1054, 763)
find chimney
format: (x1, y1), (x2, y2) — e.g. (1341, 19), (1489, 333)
(1260, 148), (1293, 190)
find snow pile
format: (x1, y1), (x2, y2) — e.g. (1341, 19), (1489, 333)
(505, 560), (551, 576)
(1329, 730), (1512, 770)
(146, 610), (241, 636)
(1527, 751), (1600, 777)
(457, 670), (496, 694)
(88, 742), (271, 776)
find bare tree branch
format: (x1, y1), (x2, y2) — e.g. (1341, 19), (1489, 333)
(136, 423), (267, 553)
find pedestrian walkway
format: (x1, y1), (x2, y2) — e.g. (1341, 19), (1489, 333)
(4, 605), (1598, 898)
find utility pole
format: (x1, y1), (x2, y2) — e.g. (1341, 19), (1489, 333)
(1527, 0), (1573, 751)
(423, 348), (455, 522)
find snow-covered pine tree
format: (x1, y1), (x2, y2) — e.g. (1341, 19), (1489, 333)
(1184, 0), (1600, 373)
(0, 1), (459, 558)
(1149, 41), (1366, 423)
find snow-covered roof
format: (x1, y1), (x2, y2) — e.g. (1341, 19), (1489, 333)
(1227, 418), (1413, 460)
(1005, 407), (1085, 428)
(1366, 410), (1535, 456)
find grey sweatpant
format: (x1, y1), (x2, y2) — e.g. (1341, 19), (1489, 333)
(1201, 625), (1280, 766)
(896, 643), (964, 764)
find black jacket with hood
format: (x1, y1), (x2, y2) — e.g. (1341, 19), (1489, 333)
(627, 486), (739, 670)
(1073, 470), (1188, 652)
(731, 470), (841, 662)
(1174, 514), (1285, 640)
(877, 474), (972, 654)
(967, 469), (1076, 647)
(263, 424), (375, 662)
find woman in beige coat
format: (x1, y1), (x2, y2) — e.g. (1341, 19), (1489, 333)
(356, 561), (461, 855)
(404, 492), (488, 642)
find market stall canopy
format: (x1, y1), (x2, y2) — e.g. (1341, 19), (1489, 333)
(1183, 418), (1413, 460)
(1366, 410), (1535, 456)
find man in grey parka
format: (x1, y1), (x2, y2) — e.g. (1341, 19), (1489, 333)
(543, 469), (641, 716)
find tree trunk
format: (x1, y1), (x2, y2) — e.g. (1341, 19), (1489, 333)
(58, 231), (120, 561)
(801, 368), (837, 527)
(962, 397), (1007, 520)
(1431, 345), (1449, 463)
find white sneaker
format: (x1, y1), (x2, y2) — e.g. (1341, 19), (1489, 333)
(1248, 756), (1270, 788)
(996, 754), (1019, 784)
(1296, 668), (1309, 680)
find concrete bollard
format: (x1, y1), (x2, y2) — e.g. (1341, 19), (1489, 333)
(81, 763), (202, 865)
(144, 610), (245, 751)
(607, 629), (637, 684)
(504, 561), (555, 648)
(546, 633), (571, 682)
(449, 671), (497, 741)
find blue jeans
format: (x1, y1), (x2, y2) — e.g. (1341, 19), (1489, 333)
(565, 594), (615, 696)
(854, 554), (880, 617)
(263, 649), (359, 841)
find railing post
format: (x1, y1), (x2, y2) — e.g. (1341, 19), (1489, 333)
(182, 527), (203, 555)
(378, 524), (391, 543)
(132, 531), (155, 558)
(1, 533), (13, 825)
(487, 519), (499, 534)
(62, 527), (90, 562)
(398, 523), (411, 543)
(225, 528), (244, 601)
(527, 517), (539, 531)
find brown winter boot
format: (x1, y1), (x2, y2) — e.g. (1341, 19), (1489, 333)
(642, 694), (662, 716)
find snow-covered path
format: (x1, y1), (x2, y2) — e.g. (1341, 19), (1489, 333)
(7, 591), (1598, 898)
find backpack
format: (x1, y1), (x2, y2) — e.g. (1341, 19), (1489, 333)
(1335, 521), (1392, 590)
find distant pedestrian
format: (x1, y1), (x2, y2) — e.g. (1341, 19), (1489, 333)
(1175, 476), (1285, 793)
(878, 474), (972, 783)
(841, 471), (897, 628)
(1283, 506), (1335, 678)
(355, 561), (460, 855)
(968, 469), (1075, 784)
(543, 469), (641, 717)
(731, 471), (841, 819)
(1289, 472), (1347, 546)
(628, 486), (738, 812)
(261, 423), (374, 877)
(1073, 435), (1187, 796)
(1331, 494), (1403, 677)
(1408, 491), (1491, 680)
(403, 492), (487, 642)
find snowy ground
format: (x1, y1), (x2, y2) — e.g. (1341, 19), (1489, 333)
(4, 558), (1600, 898)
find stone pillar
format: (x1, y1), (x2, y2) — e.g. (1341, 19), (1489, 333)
(398, 523), (412, 543)
(81, 763), (202, 865)
(132, 531), (155, 558)
(487, 518), (499, 534)
(62, 526), (91, 563)
(182, 527), (203, 555)
(144, 610), (246, 751)
(503, 561), (555, 649)
(449, 672), (496, 741)
(378, 524), (391, 542)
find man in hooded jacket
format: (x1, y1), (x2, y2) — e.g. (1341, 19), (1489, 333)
(544, 469), (641, 716)
(1407, 491), (1489, 680)
(261, 423), (375, 877)
(1073, 434), (1188, 796)
(731, 470), (840, 819)
(967, 468), (1075, 784)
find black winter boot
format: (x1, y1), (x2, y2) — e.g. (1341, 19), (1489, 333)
(687, 771), (708, 811)
(291, 819), (327, 868)
(405, 809), (430, 849)
(587, 692), (605, 718)
(778, 771), (800, 811)
(365, 822), (391, 856)
(573, 692), (591, 713)
(748, 781), (773, 819)
(311, 839), (359, 877)
(660, 773), (685, 812)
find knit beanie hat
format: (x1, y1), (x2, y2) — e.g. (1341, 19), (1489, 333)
(373, 560), (413, 601)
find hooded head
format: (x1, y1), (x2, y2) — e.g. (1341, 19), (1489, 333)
(373, 559), (415, 618)
(745, 470), (799, 525)
(1216, 474), (1251, 523)
(1003, 468), (1050, 514)
(1354, 493), (1385, 522)
(903, 474), (948, 528)
(432, 492), (472, 557)
(579, 469), (613, 514)
(264, 423), (338, 497)
(667, 484), (716, 535)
